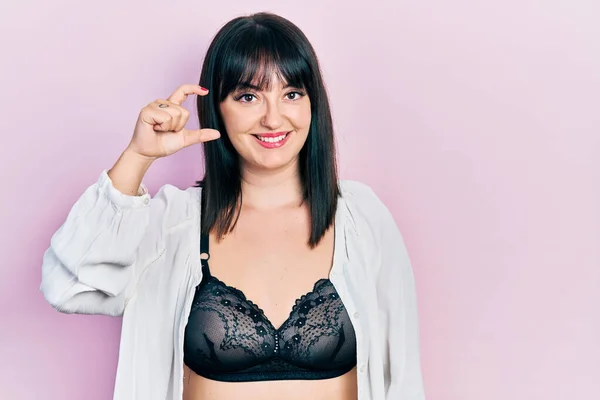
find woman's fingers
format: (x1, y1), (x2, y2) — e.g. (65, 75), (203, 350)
(140, 107), (174, 131)
(129, 84), (218, 159)
(182, 128), (221, 147)
(148, 100), (187, 132)
(167, 84), (209, 106)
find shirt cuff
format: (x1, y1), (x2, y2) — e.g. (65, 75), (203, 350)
(97, 169), (151, 209)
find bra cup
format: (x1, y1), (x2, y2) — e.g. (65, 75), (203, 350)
(183, 277), (357, 382)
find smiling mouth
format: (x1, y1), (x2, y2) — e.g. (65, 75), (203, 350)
(252, 132), (290, 143)
(251, 131), (292, 148)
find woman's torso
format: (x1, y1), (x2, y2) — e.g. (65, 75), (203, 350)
(182, 201), (358, 399)
(107, 181), (387, 400)
(183, 365), (357, 400)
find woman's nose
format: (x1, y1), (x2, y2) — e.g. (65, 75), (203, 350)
(260, 101), (284, 130)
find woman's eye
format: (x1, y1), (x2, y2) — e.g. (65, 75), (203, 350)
(234, 93), (256, 103)
(286, 91), (304, 100)
(240, 94), (256, 102)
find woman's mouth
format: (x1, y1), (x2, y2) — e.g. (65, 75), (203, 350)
(252, 131), (292, 148)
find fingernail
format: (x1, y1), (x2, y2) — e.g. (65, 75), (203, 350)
(200, 86), (208, 91)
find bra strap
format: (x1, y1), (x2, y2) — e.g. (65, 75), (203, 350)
(200, 191), (211, 277)
(200, 232), (210, 255)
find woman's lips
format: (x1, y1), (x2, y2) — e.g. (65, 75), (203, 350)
(253, 131), (292, 149)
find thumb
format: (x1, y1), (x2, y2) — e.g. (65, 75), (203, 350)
(182, 128), (221, 147)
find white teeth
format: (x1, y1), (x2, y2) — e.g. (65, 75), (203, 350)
(257, 134), (287, 143)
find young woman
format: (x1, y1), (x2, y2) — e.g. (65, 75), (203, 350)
(41, 12), (425, 400)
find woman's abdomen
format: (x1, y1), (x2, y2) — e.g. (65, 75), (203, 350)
(183, 365), (358, 400)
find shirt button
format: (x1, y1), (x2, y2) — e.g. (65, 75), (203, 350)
(143, 197), (150, 205)
(353, 312), (359, 319)
(360, 365), (365, 373)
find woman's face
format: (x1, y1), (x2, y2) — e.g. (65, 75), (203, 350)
(219, 73), (311, 172)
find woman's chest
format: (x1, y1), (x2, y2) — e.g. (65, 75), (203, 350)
(205, 209), (336, 329)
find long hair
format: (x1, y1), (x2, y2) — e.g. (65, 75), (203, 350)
(196, 12), (339, 248)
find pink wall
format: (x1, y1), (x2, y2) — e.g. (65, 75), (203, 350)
(1, 1), (598, 399)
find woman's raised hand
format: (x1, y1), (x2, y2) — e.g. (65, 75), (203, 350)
(127, 84), (220, 160)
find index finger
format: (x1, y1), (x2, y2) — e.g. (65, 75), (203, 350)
(167, 84), (209, 105)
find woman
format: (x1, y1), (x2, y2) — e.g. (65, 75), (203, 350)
(40, 12), (425, 400)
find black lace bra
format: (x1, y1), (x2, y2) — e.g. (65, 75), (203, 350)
(183, 228), (357, 382)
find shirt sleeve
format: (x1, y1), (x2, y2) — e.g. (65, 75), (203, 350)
(40, 170), (184, 316)
(375, 192), (426, 399)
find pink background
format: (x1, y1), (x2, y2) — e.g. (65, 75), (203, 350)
(1, 1), (598, 399)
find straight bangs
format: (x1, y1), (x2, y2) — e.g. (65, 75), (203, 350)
(215, 26), (314, 102)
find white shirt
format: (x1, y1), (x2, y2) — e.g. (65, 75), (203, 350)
(40, 170), (425, 400)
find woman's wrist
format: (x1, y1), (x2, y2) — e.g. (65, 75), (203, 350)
(107, 148), (154, 196)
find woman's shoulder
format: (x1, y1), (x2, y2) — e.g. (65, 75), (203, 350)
(339, 179), (387, 212)
(338, 179), (395, 231)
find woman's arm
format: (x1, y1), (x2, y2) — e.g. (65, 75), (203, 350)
(342, 180), (426, 398)
(378, 210), (425, 399)
(40, 152), (183, 316)
(41, 84), (219, 316)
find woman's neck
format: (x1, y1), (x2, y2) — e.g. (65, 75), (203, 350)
(240, 159), (304, 210)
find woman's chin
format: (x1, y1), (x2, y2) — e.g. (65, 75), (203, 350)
(245, 155), (299, 173)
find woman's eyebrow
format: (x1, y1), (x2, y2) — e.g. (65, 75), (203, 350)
(236, 83), (262, 91)
(234, 83), (302, 91)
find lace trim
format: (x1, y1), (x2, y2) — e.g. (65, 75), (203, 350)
(205, 276), (332, 331)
